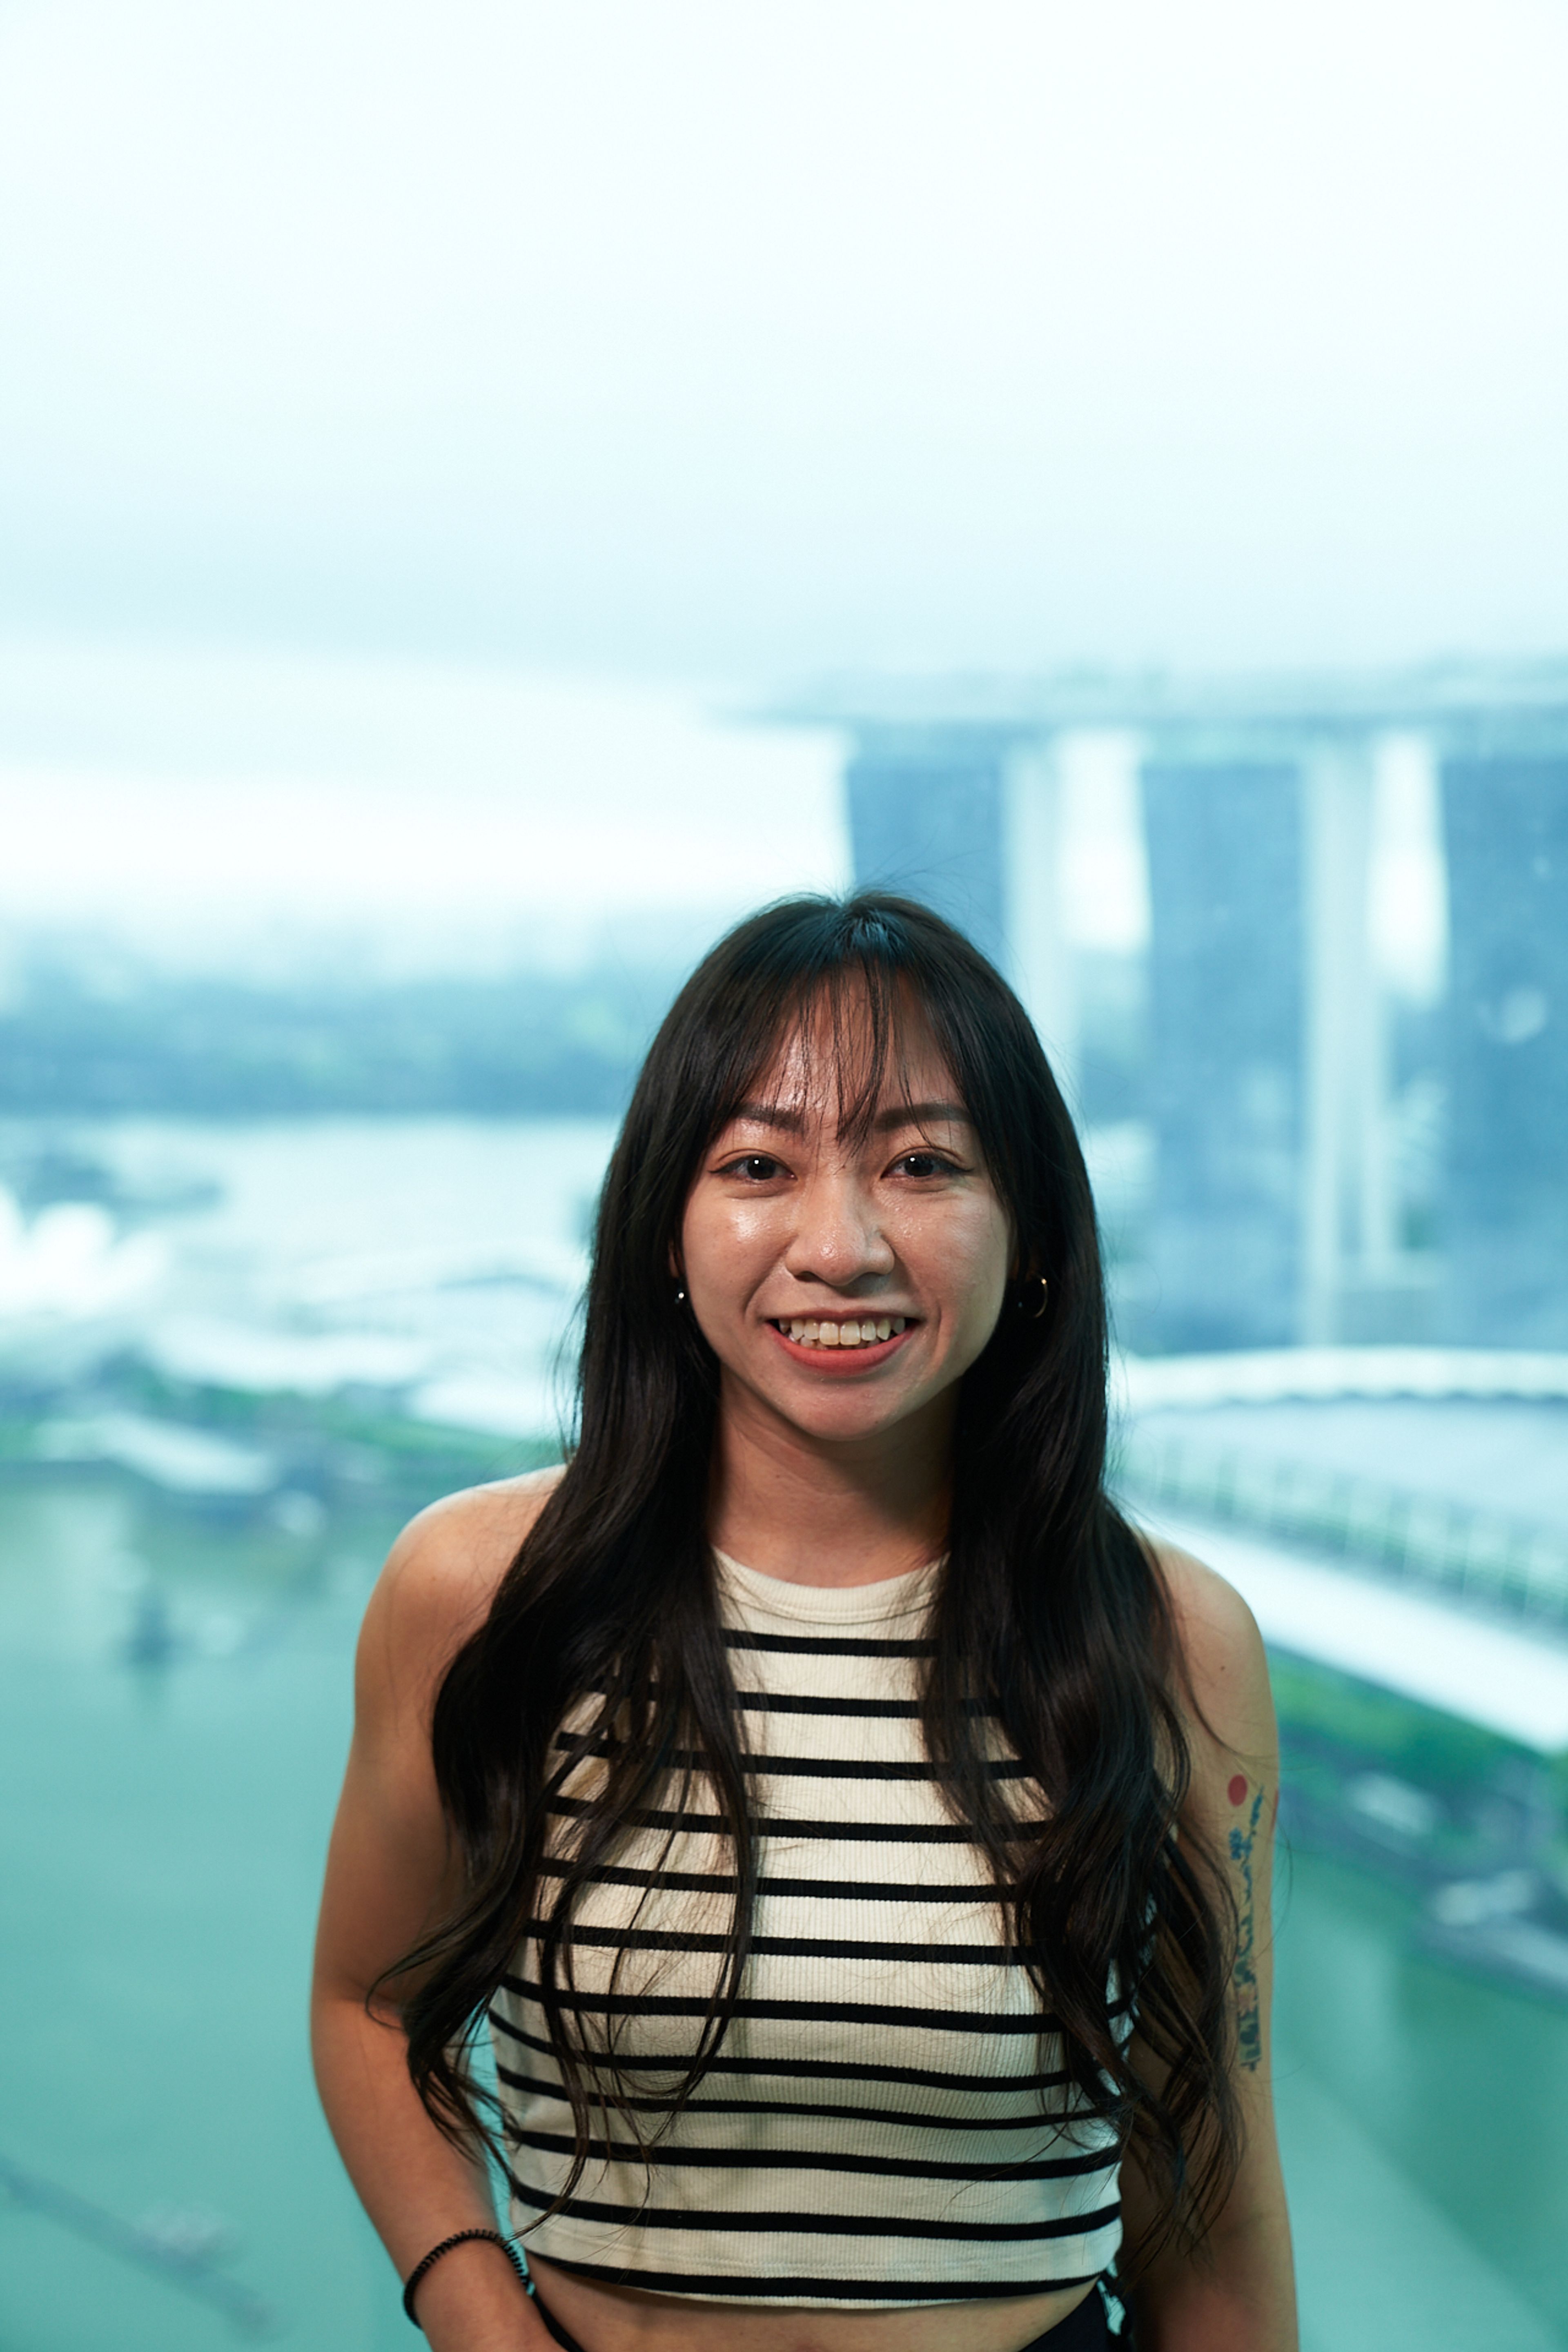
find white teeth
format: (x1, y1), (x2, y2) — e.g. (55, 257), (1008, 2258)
(777, 1314), (911, 1347)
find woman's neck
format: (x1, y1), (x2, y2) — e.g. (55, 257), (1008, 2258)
(705, 1378), (953, 1587)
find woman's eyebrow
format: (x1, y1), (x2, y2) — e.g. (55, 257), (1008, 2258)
(873, 1100), (973, 1131)
(726, 1099), (973, 1134)
(731, 1101), (806, 1131)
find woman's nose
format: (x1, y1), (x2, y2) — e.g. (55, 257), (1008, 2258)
(783, 1176), (896, 1285)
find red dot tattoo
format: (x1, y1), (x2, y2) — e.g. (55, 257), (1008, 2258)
(1227, 1773), (1247, 1805)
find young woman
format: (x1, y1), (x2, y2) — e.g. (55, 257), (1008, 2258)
(312, 893), (1296, 2352)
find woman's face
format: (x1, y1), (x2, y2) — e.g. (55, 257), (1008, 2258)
(679, 1002), (1013, 1453)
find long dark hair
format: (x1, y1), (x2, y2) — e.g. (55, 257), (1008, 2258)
(393, 891), (1239, 2261)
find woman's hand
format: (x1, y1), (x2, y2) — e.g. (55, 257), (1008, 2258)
(310, 1471), (562, 2345)
(1120, 1544), (1298, 2352)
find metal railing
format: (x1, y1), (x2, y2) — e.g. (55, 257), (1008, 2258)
(1116, 1429), (1568, 1632)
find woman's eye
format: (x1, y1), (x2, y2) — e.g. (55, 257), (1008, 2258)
(892, 1150), (955, 1179)
(724, 1154), (784, 1181)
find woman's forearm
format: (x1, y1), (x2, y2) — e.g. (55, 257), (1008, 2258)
(310, 1987), (547, 2350)
(1130, 2182), (1298, 2352)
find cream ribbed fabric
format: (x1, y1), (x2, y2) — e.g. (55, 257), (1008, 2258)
(489, 1551), (1125, 2307)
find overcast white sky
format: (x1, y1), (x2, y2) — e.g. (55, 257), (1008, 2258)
(0, 637), (1444, 986)
(0, 639), (851, 971)
(0, 0), (1532, 964)
(3, 0), (1566, 673)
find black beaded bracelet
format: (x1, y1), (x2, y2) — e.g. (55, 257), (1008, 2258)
(402, 2227), (528, 2327)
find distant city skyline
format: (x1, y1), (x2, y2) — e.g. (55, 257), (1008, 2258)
(0, 632), (1449, 984)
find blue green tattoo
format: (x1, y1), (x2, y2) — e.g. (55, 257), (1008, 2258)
(1228, 1784), (1265, 2071)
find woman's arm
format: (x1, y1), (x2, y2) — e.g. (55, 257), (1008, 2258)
(311, 1476), (559, 2351)
(1120, 1546), (1298, 2352)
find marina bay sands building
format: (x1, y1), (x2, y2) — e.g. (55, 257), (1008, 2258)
(768, 663), (1568, 1354)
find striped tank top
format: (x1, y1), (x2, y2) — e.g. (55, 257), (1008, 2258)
(489, 1550), (1127, 2307)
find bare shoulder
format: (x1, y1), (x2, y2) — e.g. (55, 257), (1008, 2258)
(1146, 1535), (1276, 1761)
(356, 1466), (565, 1721)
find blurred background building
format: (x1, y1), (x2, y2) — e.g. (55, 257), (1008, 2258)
(782, 659), (1568, 1354)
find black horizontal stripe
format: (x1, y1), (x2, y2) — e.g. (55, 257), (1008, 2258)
(733, 1690), (926, 1717)
(510, 2173), (1121, 2242)
(514, 2127), (1115, 2184)
(749, 1754), (1027, 1781)
(724, 1630), (936, 1659)
(581, 1677), (970, 1717)
(499, 1974), (1066, 2032)
(546, 1797), (1034, 1842)
(525, 1919), (1031, 1965)
(537, 1859), (998, 1903)
(530, 2259), (1104, 2302)
(489, 2016), (1077, 2094)
(494, 2063), (1091, 2131)
(555, 1735), (1029, 1783)
(759, 1875), (996, 1903)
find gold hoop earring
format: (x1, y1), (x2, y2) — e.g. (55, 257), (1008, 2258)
(1029, 1275), (1049, 1318)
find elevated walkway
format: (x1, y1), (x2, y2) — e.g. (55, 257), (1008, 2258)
(1118, 1353), (1568, 2018)
(1137, 1511), (1568, 1754)
(1116, 1347), (1568, 1658)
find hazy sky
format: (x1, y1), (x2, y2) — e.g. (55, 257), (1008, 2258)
(0, 636), (1180, 970)
(0, 4), (1509, 973)
(0, 634), (1443, 986)
(0, 639), (850, 971)
(2, 0), (1566, 675)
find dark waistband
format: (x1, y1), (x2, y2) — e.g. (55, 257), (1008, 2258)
(532, 2279), (1112, 2351)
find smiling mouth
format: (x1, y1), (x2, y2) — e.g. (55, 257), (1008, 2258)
(770, 1315), (911, 1350)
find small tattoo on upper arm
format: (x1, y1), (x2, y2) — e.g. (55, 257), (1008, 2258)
(1228, 1779), (1265, 2071)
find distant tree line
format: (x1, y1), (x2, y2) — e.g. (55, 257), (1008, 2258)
(0, 947), (1176, 1124)
(0, 964), (674, 1116)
